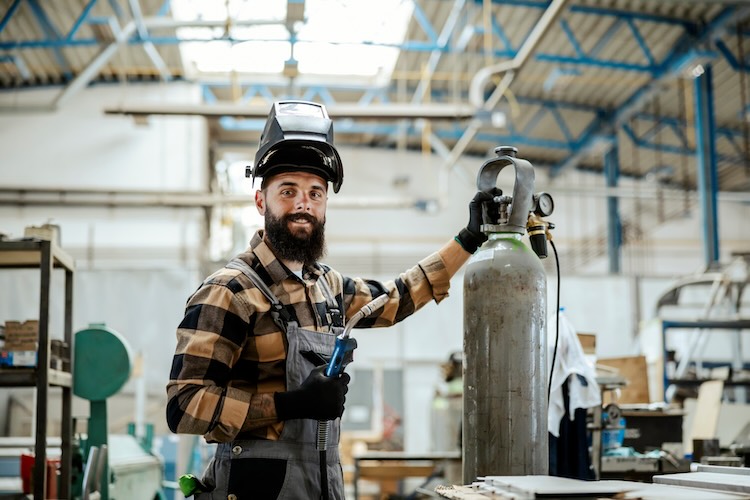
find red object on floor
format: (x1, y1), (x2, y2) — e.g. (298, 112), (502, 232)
(19, 452), (60, 498)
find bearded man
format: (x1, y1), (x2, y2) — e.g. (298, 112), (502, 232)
(166, 101), (494, 499)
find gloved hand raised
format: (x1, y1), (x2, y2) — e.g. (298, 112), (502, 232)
(274, 365), (351, 421)
(455, 189), (501, 254)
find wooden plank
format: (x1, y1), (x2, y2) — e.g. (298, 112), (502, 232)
(598, 356), (650, 404)
(358, 463), (436, 480)
(689, 379), (724, 452)
(577, 333), (596, 355)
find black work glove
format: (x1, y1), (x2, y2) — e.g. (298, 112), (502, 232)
(455, 189), (501, 254)
(274, 365), (351, 421)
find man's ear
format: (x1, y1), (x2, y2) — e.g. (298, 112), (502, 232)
(255, 190), (266, 215)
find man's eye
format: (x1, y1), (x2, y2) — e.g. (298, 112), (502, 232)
(281, 190), (294, 196)
(311, 191), (323, 199)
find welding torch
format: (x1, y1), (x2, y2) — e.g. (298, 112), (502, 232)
(317, 293), (390, 451)
(316, 293), (389, 500)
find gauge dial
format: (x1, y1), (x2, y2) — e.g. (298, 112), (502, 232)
(534, 192), (554, 216)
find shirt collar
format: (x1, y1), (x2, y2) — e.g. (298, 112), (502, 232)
(249, 229), (324, 284)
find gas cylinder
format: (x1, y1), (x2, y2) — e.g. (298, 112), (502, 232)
(462, 147), (548, 483)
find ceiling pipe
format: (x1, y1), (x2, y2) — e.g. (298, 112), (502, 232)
(2, 184), (749, 208)
(468, 0), (570, 108)
(444, 0), (570, 172)
(0, 187), (429, 210)
(103, 102), (478, 120)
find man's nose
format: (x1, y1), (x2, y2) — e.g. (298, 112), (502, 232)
(294, 193), (312, 211)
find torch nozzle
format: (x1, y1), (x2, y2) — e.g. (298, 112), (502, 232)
(342, 293), (389, 339)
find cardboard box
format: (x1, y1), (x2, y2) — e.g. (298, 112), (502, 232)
(0, 350), (38, 367)
(4, 320), (39, 342)
(4, 341), (38, 351)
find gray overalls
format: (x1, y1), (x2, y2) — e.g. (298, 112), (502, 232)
(196, 259), (346, 500)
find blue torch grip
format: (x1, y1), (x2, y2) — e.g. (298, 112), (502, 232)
(325, 337), (357, 377)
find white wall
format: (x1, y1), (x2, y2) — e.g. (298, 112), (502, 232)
(0, 83), (208, 269)
(1, 83), (749, 456)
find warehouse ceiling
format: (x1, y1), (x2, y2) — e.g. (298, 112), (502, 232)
(2, 0), (750, 193)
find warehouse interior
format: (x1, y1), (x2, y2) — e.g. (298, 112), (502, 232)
(1, 0), (750, 498)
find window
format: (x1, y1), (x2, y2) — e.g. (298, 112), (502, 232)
(171, 0), (413, 81)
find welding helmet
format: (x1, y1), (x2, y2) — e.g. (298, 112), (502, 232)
(248, 100), (344, 193)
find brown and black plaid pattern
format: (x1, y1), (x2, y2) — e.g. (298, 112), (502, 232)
(167, 229), (452, 442)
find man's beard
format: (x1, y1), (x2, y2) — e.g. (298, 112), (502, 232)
(264, 210), (327, 266)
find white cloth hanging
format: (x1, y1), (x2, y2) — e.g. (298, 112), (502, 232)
(547, 310), (601, 437)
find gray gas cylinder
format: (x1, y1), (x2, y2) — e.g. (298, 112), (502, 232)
(462, 147), (549, 483)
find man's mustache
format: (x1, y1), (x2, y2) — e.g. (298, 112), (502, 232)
(284, 213), (318, 224)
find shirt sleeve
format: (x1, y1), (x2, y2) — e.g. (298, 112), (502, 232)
(165, 282), (278, 441)
(340, 248), (452, 327)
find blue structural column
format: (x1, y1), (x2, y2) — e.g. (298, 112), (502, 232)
(693, 65), (721, 269)
(604, 143), (622, 273)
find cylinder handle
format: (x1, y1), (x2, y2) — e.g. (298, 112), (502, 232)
(476, 146), (535, 234)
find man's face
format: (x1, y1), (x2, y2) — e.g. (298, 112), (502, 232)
(255, 171), (328, 265)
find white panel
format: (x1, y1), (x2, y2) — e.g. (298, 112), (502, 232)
(552, 276), (634, 358)
(402, 364), (443, 454)
(0, 84), (207, 191)
(401, 276), (464, 362)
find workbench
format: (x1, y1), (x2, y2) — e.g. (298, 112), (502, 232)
(434, 467), (750, 499)
(352, 450), (461, 499)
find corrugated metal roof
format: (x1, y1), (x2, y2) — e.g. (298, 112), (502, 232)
(1, 0), (749, 192)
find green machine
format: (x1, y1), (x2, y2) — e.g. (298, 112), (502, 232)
(73, 324), (163, 500)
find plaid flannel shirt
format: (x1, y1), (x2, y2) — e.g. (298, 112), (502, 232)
(166, 229), (453, 442)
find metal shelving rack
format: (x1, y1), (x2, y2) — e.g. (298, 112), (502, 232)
(661, 319), (750, 402)
(0, 239), (74, 499)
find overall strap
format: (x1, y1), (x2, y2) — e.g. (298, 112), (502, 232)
(316, 272), (344, 328)
(226, 259), (292, 332)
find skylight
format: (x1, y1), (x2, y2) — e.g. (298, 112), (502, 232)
(171, 0), (413, 80)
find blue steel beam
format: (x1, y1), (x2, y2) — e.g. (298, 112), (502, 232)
(559, 18), (584, 58)
(410, 1), (439, 44)
(625, 17), (655, 66)
(0, 54), (30, 79)
(621, 114), (748, 166)
(604, 143), (622, 273)
(482, 1), (698, 31)
(0, 2), (697, 77)
(490, 16), (513, 51)
(694, 65), (720, 269)
(589, 18), (623, 59)
(412, 0), (466, 104)
(302, 86), (335, 105)
(26, 0), (73, 78)
(551, 7), (747, 177)
(0, 36), (665, 75)
(108, 0), (126, 20)
(714, 39), (750, 72)
(66, 0), (98, 41)
(631, 113), (748, 147)
(0, 0), (23, 35)
(157, 0), (172, 17)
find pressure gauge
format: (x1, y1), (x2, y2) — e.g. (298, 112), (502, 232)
(533, 192), (554, 217)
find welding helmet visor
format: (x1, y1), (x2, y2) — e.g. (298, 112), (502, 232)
(249, 101), (344, 193)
